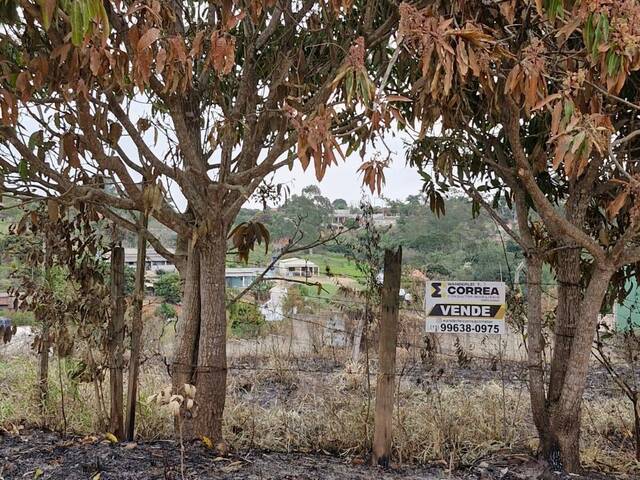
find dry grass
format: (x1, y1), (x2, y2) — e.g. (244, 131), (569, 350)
(0, 351), (639, 476)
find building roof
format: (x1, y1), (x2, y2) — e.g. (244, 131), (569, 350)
(123, 248), (173, 263)
(225, 267), (263, 277)
(277, 257), (318, 268)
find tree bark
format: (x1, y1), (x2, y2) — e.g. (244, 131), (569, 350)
(548, 247), (582, 408)
(524, 255), (555, 457)
(372, 247), (402, 467)
(172, 239), (201, 434)
(351, 312), (365, 364)
(193, 226), (228, 441)
(549, 266), (613, 472)
(37, 317), (49, 415)
(109, 245), (125, 439)
(125, 212), (148, 441)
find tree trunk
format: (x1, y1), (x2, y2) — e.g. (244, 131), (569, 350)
(37, 317), (49, 415)
(634, 398), (640, 461)
(351, 312), (365, 364)
(525, 255), (555, 458)
(372, 247), (402, 467)
(125, 213), (148, 441)
(548, 248), (582, 408)
(193, 227), (228, 441)
(108, 245), (125, 439)
(548, 266), (613, 473)
(172, 240), (201, 435)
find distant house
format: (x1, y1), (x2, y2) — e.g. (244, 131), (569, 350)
(225, 267), (264, 289)
(331, 209), (398, 228)
(123, 248), (177, 273)
(332, 209), (358, 225)
(276, 257), (319, 277)
(0, 293), (14, 311)
(614, 278), (640, 331)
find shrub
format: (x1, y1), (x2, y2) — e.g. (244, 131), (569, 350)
(228, 302), (265, 338)
(154, 272), (181, 304)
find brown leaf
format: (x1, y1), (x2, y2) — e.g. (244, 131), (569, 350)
(90, 49), (102, 76)
(47, 199), (59, 223)
(607, 190), (628, 219)
(552, 135), (572, 170)
(550, 101), (562, 136)
(156, 48), (167, 74)
(137, 28), (160, 52)
(62, 133), (80, 168)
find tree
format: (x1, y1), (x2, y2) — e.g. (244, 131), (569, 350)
(332, 198), (348, 209)
(399, 1), (640, 472)
(154, 272), (182, 305)
(0, 0), (402, 440)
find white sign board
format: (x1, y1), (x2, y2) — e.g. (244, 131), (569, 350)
(425, 281), (506, 335)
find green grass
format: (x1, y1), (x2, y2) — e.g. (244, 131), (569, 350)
(0, 309), (35, 326)
(305, 253), (362, 279)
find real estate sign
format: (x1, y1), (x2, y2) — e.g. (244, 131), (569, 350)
(425, 281), (506, 335)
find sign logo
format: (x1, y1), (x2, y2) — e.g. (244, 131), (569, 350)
(431, 282), (442, 298)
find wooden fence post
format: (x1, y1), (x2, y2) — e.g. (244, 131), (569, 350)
(109, 244), (125, 439)
(373, 247), (402, 466)
(125, 213), (148, 440)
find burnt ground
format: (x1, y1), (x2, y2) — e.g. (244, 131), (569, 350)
(0, 429), (627, 480)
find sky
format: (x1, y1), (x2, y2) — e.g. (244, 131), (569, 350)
(246, 136), (425, 208)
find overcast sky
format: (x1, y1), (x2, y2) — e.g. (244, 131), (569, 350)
(246, 135), (425, 208)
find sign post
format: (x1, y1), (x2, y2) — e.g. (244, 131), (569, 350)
(425, 281), (506, 334)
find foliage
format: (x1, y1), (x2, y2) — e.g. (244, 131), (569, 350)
(228, 302), (265, 339)
(153, 272), (181, 305)
(0, 309), (34, 327)
(332, 199), (349, 210)
(397, 0), (640, 470)
(7, 202), (112, 376)
(155, 303), (177, 322)
(124, 266), (136, 296)
(254, 187), (335, 242)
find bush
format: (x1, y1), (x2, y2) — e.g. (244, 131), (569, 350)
(154, 272), (181, 304)
(155, 303), (177, 322)
(228, 302), (265, 338)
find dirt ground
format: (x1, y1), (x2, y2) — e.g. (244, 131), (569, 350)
(0, 429), (626, 480)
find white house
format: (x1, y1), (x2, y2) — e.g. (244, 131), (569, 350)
(123, 248), (177, 273)
(275, 257), (319, 278)
(225, 267), (264, 289)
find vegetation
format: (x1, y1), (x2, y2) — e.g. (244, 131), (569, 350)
(228, 302), (265, 339)
(2, 0), (640, 477)
(153, 273), (182, 305)
(155, 303), (177, 323)
(400, 0), (640, 472)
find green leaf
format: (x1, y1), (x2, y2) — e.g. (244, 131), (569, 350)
(584, 13), (594, 50)
(18, 159), (28, 179)
(563, 100), (574, 121)
(606, 51), (621, 77)
(28, 130), (43, 150)
(600, 14), (610, 42)
(345, 70), (353, 105)
(70, 0), (83, 46)
(80, 0), (91, 35)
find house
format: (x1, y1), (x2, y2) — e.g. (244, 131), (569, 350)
(123, 248), (177, 273)
(225, 267), (264, 289)
(331, 209), (398, 228)
(332, 209), (358, 225)
(275, 257), (319, 277)
(614, 278), (640, 331)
